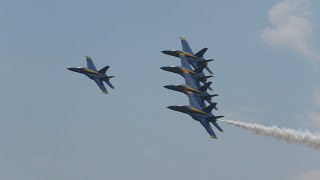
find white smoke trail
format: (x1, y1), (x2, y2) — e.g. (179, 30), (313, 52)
(221, 119), (320, 150)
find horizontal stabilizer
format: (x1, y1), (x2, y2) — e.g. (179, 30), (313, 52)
(195, 48), (208, 58)
(203, 102), (217, 113)
(203, 94), (218, 99)
(98, 66), (110, 74)
(196, 75), (213, 81)
(211, 121), (223, 132)
(194, 64), (207, 74)
(198, 59), (214, 65)
(215, 115), (224, 119)
(105, 81), (115, 89)
(199, 82), (212, 92)
(207, 115), (224, 122)
(205, 66), (213, 74)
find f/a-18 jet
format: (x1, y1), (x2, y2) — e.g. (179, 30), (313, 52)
(161, 37), (213, 74)
(167, 90), (223, 139)
(67, 56), (114, 94)
(163, 83), (218, 107)
(160, 65), (212, 91)
(162, 37), (222, 138)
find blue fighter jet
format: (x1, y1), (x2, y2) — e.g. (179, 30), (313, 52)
(67, 56), (114, 94)
(160, 65), (212, 90)
(167, 90), (223, 139)
(163, 83), (218, 108)
(161, 37), (214, 74)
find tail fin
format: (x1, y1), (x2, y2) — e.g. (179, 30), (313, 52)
(195, 48), (208, 57)
(203, 102), (218, 113)
(98, 66), (110, 74)
(199, 82), (212, 92)
(211, 121), (223, 132)
(193, 64), (207, 74)
(197, 59), (214, 74)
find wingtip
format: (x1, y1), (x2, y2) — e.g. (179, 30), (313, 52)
(102, 91), (108, 94)
(210, 136), (217, 139)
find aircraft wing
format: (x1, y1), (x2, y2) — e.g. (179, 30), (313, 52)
(183, 72), (198, 88)
(85, 56), (97, 71)
(199, 118), (217, 139)
(179, 54), (193, 70)
(179, 37), (194, 54)
(93, 78), (108, 94)
(178, 54), (202, 88)
(186, 93), (203, 109)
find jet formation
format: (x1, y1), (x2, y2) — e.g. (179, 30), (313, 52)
(161, 37), (224, 139)
(67, 56), (114, 94)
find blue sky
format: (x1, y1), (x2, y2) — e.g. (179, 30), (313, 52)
(1, 0), (320, 179)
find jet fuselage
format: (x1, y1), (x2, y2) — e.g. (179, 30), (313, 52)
(161, 50), (200, 60)
(67, 67), (110, 80)
(163, 84), (216, 104)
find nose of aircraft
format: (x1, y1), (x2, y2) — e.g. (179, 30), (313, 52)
(160, 66), (173, 71)
(167, 105), (181, 111)
(67, 67), (81, 72)
(167, 106), (176, 111)
(163, 85), (175, 90)
(161, 50), (168, 55)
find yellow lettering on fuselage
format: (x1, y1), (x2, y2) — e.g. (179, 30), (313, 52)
(178, 51), (198, 59)
(181, 68), (197, 75)
(84, 68), (100, 76)
(189, 107), (207, 115)
(185, 86), (202, 93)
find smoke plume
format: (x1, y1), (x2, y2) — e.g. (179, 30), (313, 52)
(221, 119), (320, 150)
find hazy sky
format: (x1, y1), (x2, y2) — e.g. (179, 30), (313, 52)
(1, 0), (320, 180)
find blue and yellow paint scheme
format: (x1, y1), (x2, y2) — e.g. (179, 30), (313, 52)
(162, 49), (213, 91)
(167, 103), (223, 139)
(160, 66), (212, 91)
(161, 37), (213, 74)
(163, 84), (218, 106)
(162, 37), (224, 138)
(67, 56), (114, 94)
(167, 88), (223, 138)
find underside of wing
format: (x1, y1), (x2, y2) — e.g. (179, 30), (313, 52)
(186, 93), (202, 109)
(179, 54), (193, 70)
(179, 37), (194, 54)
(85, 56), (97, 71)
